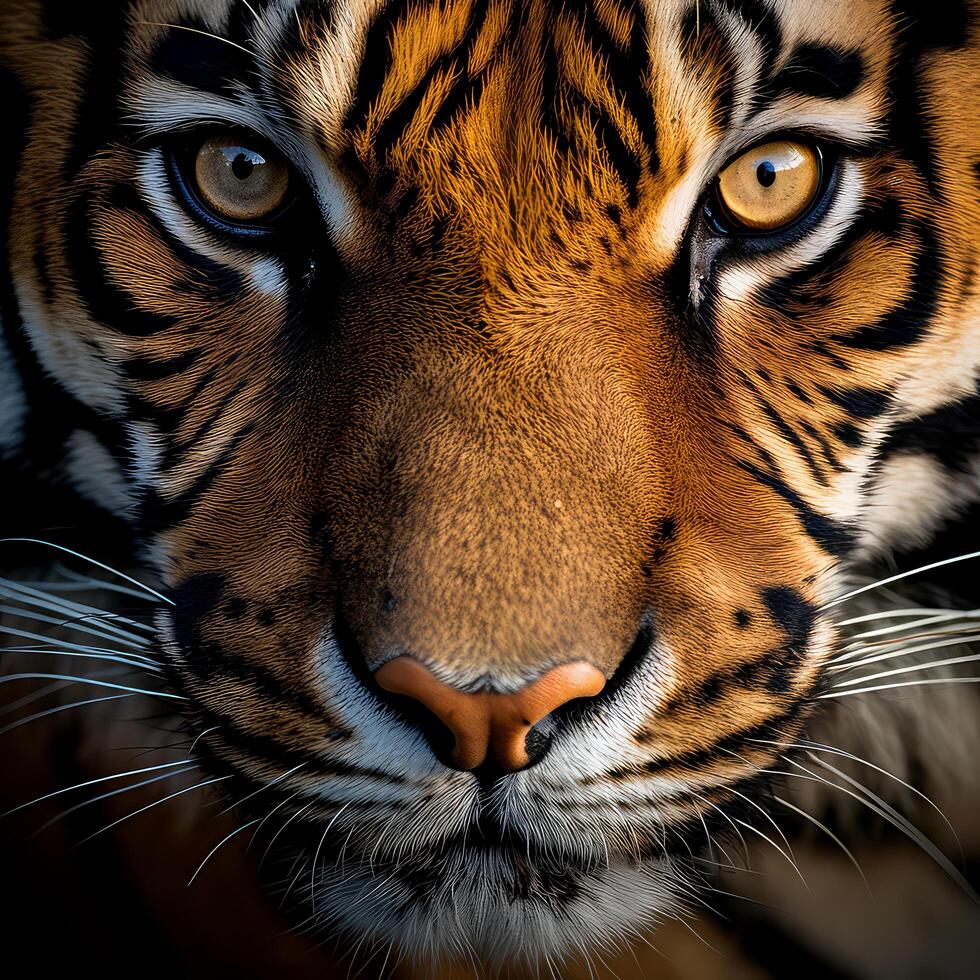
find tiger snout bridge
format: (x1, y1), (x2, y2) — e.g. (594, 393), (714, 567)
(374, 658), (607, 771)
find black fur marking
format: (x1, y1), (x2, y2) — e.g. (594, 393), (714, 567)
(149, 21), (257, 94)
(737, 461), (855, 555)
(772, 45), (864, 100)
(887, 0), (972, 197)
(762, 586), (816, 653)
(169, 572), (228, 650)
(834, 224), (942, 350)
(878, 379), (980, 472)
(124, 349), (201, 382)
(820, 386), (891, 419)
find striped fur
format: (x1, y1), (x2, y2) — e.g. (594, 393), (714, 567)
(1, 0), (978, 964)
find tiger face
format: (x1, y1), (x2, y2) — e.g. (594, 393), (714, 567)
(2, 0), (978, 963)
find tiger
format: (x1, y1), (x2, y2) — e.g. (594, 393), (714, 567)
(1, 0), (979, 975)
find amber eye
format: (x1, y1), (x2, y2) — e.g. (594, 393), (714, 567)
(191, 135), (290, 226)
(715, 140), (822, 232)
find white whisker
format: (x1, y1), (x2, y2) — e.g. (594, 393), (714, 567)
(2, 759), (192, 818)
(838, 607), (963, 626)
(2, 643), (161, 673)
(824, 551), (980, 608)
(0, 601), (153, 649)
(804, 754), (979, 904)
(751, 736), (962, 858)
(0, 692), (135, 736)
(38, 765), (200, 833)
(772, 794), (870, 893)
(0, 578), (157, 637)
(832, 651), (980, 688)
(830, 631), (980, 672)
(0, 672), (182, 700)
(188, 818), (261, 885)
(139, 22), (255, 56)
(218, 763), (306, 816)
(310, 800), (353, 911)
(818, 676), (980, 699)
(841, 610), (980, 645)
(80, 773), (232, 844)
(1, 538), (172, 605)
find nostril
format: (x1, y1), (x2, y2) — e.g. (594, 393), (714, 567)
(374, 657), (606, 773)
(379, 690), (461, 769)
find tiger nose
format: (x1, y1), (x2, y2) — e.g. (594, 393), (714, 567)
(374, 657), (606, 771)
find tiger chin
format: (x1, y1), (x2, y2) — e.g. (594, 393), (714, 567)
(2, 0), (979, 971)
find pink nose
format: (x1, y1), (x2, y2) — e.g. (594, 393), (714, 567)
(374, 657), (606, 771)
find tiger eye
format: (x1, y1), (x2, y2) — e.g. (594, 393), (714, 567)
(193, 135), (290, 224)
(716, 140), (821, 231)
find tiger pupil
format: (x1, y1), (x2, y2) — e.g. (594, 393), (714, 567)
(756, 161), (776, 188)
(231, 152), (255, 181)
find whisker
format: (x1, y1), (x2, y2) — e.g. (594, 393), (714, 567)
(218, 763), (306, 816)
(37, 765), (200, 834)
(138, 22), (255, 55)
(803, 754), (979, 904)
(1, 643), (162, 673)
(832, 652), (980, 689)
(838, 607), (962, 626)
(79, 773), (232, 844)
(751, 736), (963, 860)
(188, 818), (261, 886)
(310, 800), (353, 912)
(771, 794), (870, 893)
(2, 759), (192, 818)
(1, 539), (171, 605)
(817, 676), (980, 699)
(689, 791), (752, 869)
(259, 801), (315, 868)
(0, 692), (136, 736)
(0, 601), (153, 650)
(824, 550), (980, 608)
(0, 578), (157, 637)
(187, 725), (220, 758)
(841, 610), (980, 645)
(0, 678), (73, 718)
(0, 673), (183, 700)
(831, 639), (980, 678)
(45, 565), (162, 604)
(247, 789), (304, 852)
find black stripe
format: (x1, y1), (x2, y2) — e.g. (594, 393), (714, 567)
(744, 376), (829, 486)
(623, 702), (808, 777)
(66, 191), (179, 337)
(0, 67), (133, 540)
(148, 19), (258, 94)
(59, 2), (132, 177)
(887, 0), (972, 197)
(141, 420), (256, 529)
(344, 0), (421, 134)
(573, 0), (658, 173)
(833, 224), (942, 350)
(800, 421), (845, 473)
(737, 460), (855, 554)
(109, 182), (246, 293)
(124, 348), (201, 382)
(717, 0), (783, 94)
(772, 44), (864, 100)
(819, 385), (891, 419)
(878, 378), (980, 471)
(755, 199), (904, 313)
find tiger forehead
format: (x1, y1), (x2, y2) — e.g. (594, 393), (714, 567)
(272, 0), (887, 245)
(283, 0), (674, 219)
